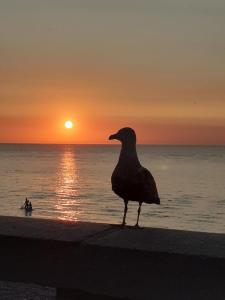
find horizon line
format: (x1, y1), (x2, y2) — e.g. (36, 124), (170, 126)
(0, 142), (225, 147)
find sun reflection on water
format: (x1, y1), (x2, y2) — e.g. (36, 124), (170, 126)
(55, 147), (80, 221)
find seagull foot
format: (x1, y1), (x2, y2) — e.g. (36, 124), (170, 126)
(121, 222), (126, 227)
(134, 223), (142, 229)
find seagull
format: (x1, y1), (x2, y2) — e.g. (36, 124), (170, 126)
(109, 127), (160, 227)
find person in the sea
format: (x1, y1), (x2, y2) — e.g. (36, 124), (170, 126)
(28, 201), (32, 211)
(24, 198), (29, 209)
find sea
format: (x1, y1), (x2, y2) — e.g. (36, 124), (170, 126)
(0, 144), (225, 233)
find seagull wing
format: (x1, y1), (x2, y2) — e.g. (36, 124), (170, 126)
(138, 167), (160, 204)
(111, 166), (160, 204)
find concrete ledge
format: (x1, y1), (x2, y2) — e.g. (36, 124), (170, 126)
(0, 216), (111, 242)
(1, 216), (225, 258)
(87, 225), (225, 258)
(0, 216), (225, 300)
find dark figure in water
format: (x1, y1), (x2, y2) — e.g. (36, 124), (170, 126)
(24, 198), (29, 209)
(109, 127), (160, 227)
(28, 201), (32, 211)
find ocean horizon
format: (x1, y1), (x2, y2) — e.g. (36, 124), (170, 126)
(1, 143), (225, 146)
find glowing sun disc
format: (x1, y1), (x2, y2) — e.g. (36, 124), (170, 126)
(65, 120), (73, 129)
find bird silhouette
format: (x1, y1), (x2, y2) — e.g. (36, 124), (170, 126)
(109, 127), (160, 227)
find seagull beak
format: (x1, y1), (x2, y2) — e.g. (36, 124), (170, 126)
(109, 133), (118, 140)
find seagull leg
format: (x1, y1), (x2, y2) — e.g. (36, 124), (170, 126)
(122, 200), (128, 226)
(135, 202), (142, 227)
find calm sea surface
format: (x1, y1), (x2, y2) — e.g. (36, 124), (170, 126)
(0, 144), (225, 233)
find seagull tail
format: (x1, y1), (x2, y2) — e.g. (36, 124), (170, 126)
(144, 197), (160, 205)
(155, 197), (160, 205)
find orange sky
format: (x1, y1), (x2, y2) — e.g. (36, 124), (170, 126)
(0, 1), (225, 144)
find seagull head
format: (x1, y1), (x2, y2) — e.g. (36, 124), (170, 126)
(109, 127), (136, 144)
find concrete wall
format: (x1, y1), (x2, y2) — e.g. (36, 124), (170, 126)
(0, 216), (225, 300)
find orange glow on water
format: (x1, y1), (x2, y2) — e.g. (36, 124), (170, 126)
(55, 147), (80, 221)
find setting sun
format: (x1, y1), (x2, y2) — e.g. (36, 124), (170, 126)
(64, 120), (73, 129)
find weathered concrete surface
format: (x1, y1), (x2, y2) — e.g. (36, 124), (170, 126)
(87, 225), (225, 258)
(0, 216), (111, 242)
(0, 216), (225, 300)
(0, 280), (56, 300)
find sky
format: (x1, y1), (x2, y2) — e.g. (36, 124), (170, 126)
(0, 0), (225, 144)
